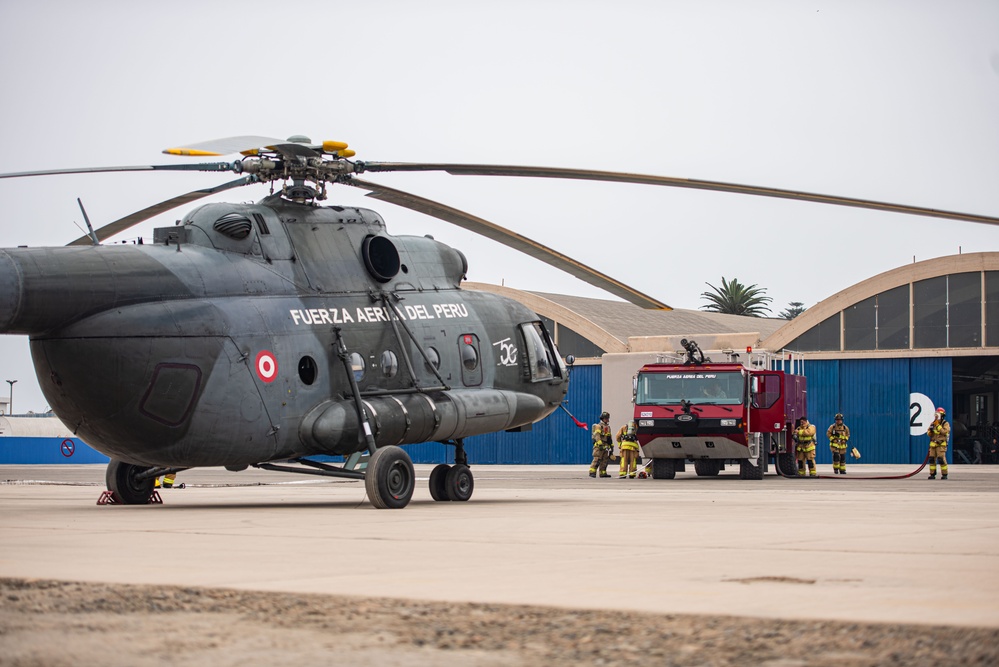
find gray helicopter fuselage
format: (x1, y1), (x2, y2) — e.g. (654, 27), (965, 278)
(0, 196), (567, 467)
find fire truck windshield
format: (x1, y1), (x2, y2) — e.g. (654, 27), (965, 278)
(636, 371), (744, 406)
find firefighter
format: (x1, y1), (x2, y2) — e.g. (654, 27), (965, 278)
(795, 417), (818, 477)
(927, 407), (951, 480)
(589, 411), (613, 478)
(617, 420), (640, 478)
(827, 413), (851, 474)
(154, 473), (182, 489)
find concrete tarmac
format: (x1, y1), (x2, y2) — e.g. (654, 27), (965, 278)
(1, 463), (997, 628)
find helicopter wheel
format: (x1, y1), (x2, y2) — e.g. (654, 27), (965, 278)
(365, 446), (415, 509)
(105, 459), (156, 505)
(429, 464), (451, 501)
(444, 464), (474, 502)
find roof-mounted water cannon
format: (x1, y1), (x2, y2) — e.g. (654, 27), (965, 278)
(680, 338), (709, 365)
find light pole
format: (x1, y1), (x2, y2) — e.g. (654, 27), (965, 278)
(5, 380), (16, 416)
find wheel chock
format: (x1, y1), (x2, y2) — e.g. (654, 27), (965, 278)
(96, 490), (163, 505)
(97, 490), (119, 505)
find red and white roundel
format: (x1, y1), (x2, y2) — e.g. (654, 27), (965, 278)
(255, 350), (278, 383)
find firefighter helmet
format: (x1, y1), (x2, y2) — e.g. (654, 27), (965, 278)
(835, 413), (843, 420)
(600, 411), (610, 421)
(936, 407), (946, 414)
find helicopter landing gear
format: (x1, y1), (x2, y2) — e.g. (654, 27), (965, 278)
(364, 445), (415, 509)
(428, 438), (475, 502)
(428, 464), (475, 501)
(429, 464), (451, 501)
(444, 464), (474, 501)
(105, 459), (156, 505)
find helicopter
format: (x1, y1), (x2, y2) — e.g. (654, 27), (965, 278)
(1, 135), (997, 509)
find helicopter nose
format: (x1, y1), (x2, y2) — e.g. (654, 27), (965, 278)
(0, 250), (22, 334)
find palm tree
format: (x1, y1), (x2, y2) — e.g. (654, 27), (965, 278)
(779, 301), (806, 319)
(700, 277), (772, 317)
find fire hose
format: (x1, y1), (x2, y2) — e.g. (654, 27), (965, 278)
(773, 451), (930, 480)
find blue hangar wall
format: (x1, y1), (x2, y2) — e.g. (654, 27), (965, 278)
(804, 357), (951, 465)
(0, 437), (109, 464)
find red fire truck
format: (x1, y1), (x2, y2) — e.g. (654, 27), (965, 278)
(633, 340), (807, 479)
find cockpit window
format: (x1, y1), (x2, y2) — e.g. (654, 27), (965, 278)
(520, 321), (562, 382)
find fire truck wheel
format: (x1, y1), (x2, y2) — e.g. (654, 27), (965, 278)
(739, 453), (764, 480)
(776, 452), (796, 477)
(694, 460), (721, 477)
(651, 458), (676, 479)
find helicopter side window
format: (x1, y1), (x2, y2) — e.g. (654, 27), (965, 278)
(520, 322), (554, 382)
(298, 356), (317, 385)
(381, 350), (399, 379)
(461, 339), (479, 371)
(350, 352), (366, 382)
(459, 334), (483, 387)
(424, 347), (441, 372)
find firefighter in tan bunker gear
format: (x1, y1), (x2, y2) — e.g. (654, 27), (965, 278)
(154, 473), (179, 489)
(589, 411), (613, 478)
(795, 418), (818, 477)
(927, 407), (950, 480)
(617, 420), (640, 478)
(827, 413), (851, 474)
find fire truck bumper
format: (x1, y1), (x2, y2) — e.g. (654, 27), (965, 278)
(641, 435), (749, 460)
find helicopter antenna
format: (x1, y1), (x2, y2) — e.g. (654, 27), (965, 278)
(76, 198), (100, 246)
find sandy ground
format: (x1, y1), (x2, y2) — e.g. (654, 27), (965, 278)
(2, 578), (998, 667)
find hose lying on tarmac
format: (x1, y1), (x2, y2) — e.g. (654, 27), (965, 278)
(774, 453), (930, 480)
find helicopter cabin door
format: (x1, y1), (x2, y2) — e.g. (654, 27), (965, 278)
(458, 333), (483, 387)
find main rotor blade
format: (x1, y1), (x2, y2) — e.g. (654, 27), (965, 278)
(346, 177), (670, 310)
(163, 135), (290, 156)
(163, 136), (322, 159)
(67, 175), (257, 246)
(357, 163), (999, 227)
(0, 162), (238, 179)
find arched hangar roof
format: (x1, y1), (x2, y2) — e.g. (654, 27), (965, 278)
(761, 252), (999, 355)
(462, 282), (786, 353)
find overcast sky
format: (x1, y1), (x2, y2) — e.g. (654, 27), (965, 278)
(1, 0), (997, 412)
